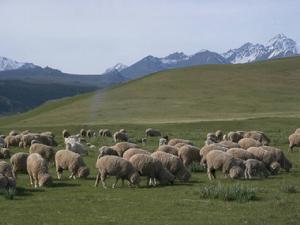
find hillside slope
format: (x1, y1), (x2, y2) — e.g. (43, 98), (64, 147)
(1, 57), (300, 126)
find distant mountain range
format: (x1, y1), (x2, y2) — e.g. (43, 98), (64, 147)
(0, 33), (299, 114)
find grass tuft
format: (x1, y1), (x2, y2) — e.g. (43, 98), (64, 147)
(280, 183), (297, 193)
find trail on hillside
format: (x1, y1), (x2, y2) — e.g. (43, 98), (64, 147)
(88, 90), (105, 124)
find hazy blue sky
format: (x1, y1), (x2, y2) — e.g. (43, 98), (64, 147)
(0, 0), (299, 74)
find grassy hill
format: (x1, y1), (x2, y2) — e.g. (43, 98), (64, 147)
(1, 56), (300, 127)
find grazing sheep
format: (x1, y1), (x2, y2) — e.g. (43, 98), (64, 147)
(99, 129), (112, 137)
(113, 131), (129, 143)
(87, 129), (94, 138)
(229, 166), (244, 179)
(4, 135), (22, 148)
(29, 143), (56, 164)
(151, 151), (190, 182)
(205, 150), (244, 180)
(80, 129), (87, 137)
(95, 155), (140, 188)
(62, 129), (71, 138)
(55, 150), (90, 179)
(218, 140), (240, 149)
(123, 148), (150, 161)
(200, 144), (228, 167)
(288, 133), (300, 152)
(119, 129), (126, 133)
(36, 134), (57, 146)
(10, 152), (29, 177)
(20, 133), (40, 148)
(0, 160), (14, 178)
(168, 138), (194, 146)
(145, 128), (161, 137)
(111, 142), (139, 157)
(226, 131), (243, 143)
(238, 138), (262, 150)
(270, 162), (281, 175)
(27, 153), (53, 188)
(261, 146), (292, 172)
(98, 146), (119, 158)
(0, 173), (16, 197)
(156, 145), (178, 156)
(227, 148), (256, 160)
(215, 130), (223, 142)
(66, 142), (88, 156)
(244, 159), (270, 179)
(174, 142), (188, 148)
(9, 130), (18, 136)
(0, 148), (10, 159)
(129, 154), (175, 186)
(177, 145), (201, 167)
(244, 131), (270, 145)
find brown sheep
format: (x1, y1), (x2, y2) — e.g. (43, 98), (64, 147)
(156, 145), (178, 156)
(168, 138), (194, 146)
(177, 145), (201, 167)
(238, 138), (262, 150)
(123, 148), (150, 161)
(227, 148), (256, 160)
(288, 133), (300, 152)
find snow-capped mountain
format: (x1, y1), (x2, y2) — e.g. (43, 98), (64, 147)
(222, 34), (299, 64)
(105, 63), (128, 73)
(0, 56), (37, 71)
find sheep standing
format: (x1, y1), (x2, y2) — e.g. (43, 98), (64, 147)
(156, 145), (178, 156)
(261, 146), (292, 172)
(145, 128), (161, 137)
(66, 142), (88, 156)
(4, 135), (22, 148)
(10, 152), (29, 177)
(29, 143), (55, 165)
(0, 148), (10, 159)
(0, 160), (14, 178)
(123, 148), (150, 161)
(200, 144), (228, 167)
(218, 140), (240, 149)
(177, 145), (201, 167)
(288, 133), (300, 152)
(238, 138), (262, 150)
(225, 131), (243, 143)
(62, 129), (71, 138)
(244, 159), (270, 179)
(99, 129), (112, 137)
(151, 151), (190, 182)
(129, 154), (175, 186)
(98, 146), (119, 158)
(27, 153), (53, 188)
(80, 129), (87, 137)
(215, 130), (223, 142)
(227, 148), (256, 160)
(95, 155), (140, 188)
(168, 138), (194, 146)
(111, 142), (139, 157)
(55, 150), (90, 179)
(244, 131), (270, 145)
(113, 131), (129, 143)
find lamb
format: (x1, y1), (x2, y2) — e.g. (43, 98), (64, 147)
(227, 148), (256, 160)
(244, 159), (270, 179)
(26, 153), (53, 188)
(151, 151), (190, 182)
(113, 131), (129, 143)
(156, 145), (178, 156)
(244, 131), (270, 145)
(129, 154), (175, 186)
(199, 144), (228, 167)
(29, 143), (56, 164)
(238, 138), (262, 150)
(288, 133), (300, 152)
(0, 148), (10, 159)
(66, 142), (88, 156)
(177, 145), (201, 167)
(205, 150), (245, 180)
(98, 146), (119, 158)
(62, 129), (71, 138)
(55, 150), (90, 179)
(0, 160), (14, 178)
(99, 129), (112, 137)
(80, 129), (87, 137)
(261, 146), (292, 172)
(145, 128), (161, 137)
(123, 148), (150, 161)
(111, 142), (139, 157)
(168, 138), (194, 146)
(10, 152), (29, 177)
(95, 155), (140, 188)
(4, 135), (22, 148)
(218, 140), (240, 149)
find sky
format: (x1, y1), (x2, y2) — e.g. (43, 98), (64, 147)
(0, 0), (299, 74)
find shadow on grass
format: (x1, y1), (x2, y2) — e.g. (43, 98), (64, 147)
(13, 187), (45, 198)
(50, 182), (81, 188)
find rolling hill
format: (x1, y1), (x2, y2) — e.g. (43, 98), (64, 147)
(1, 56), (300, 127)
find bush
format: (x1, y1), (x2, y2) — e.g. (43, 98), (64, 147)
(198, 182), (257, 202)
(280, 183), (297, 193)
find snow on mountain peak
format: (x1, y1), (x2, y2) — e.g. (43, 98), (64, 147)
(105, 63), (128, 73)
(161, 52), (189, 64)
(0, 56), (37, 71)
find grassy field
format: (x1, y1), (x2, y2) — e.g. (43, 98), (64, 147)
(1, 58), (300, 225)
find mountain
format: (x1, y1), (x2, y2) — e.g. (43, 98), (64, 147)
(105, 63), (128, 73)
(222, 34), (299, 64)
(0, 56), (38, 71)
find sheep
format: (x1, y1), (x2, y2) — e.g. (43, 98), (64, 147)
(238, 138), (262, 150)
(244, 131), (270, 145)
(227, 148), (256, 160)
(226, 131), (243, 143)
(0, 160), (14, 178)
(80, 129), (87, 137)
(229, 166), (244, 179)
(4, 135), (22, 148)
(199, 144), (228, 167)
(0, 148), (10, 159)
(151, 151), (191, 182)
(174, 142), (188, 148)
(0, 174), (16, 198)
(55, 150), (90, 179)
(0, 136), (4, 147)
(111, 142), (139, 157)
(40, 131), (55, 138)
(129, 154), (175, 186)
(119, 129), (126, 133)
(156, 145), (178, 156)
(215, 130), (223, 142)
(218, 140), (240, 149)
(62, 129), (71, 138)
(9, 130), (18, 136)
(19, 133), (40, 148)
(26, 153), (53, 188)
(159, 137), (168, 146)
(87, 129), (94, 138)
(36, 134), (57, 146)
(168, 138), (194, 146)
(123, 148), (150, 161)
(295, 128), (300, 134)
(20, 130), (31, 135)
(98, 146), (119, 158)
(177, 145), (201, 167)
(145, 128), (161, 137)
(99, 129), (112, 137)
(244, 159), (270, 179)
(29, 143), (56, 165)
(288, 133), (300, 152)
(261, 146), (292, 172)
(66, 142), (88, 156)
(95, 155), (140, 188)
(10, 152), (29, 177)
(206, 133), (218, 145)
(113, 131), (129, 143)
(205, 150), (244, 180)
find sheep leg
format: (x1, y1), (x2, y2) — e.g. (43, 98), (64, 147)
(29, 173), (34, 187)
(207, 168), (215, 180)
(95, 172), (101, 187)
(244, 168), (248, 179)
(101, 174), (107, 189)
(147, 177), (152, 186)
(112, 177), (119, 188)
(56, 167), (63, 180)
(69, 172), (76, 179)
(34, 177), (39, 188)
(288, 144), (294, 153)
(121, 179), (125, 187)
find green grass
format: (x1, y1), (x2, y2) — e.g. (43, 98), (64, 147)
(1, 57), (300, 127)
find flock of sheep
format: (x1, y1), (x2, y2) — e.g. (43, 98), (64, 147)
(0, 127), (299, 196)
